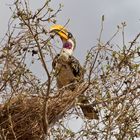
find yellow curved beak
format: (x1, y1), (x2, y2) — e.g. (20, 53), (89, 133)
(50, 25), (68, 40)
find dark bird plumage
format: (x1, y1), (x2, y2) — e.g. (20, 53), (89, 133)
(52, 54), (98, 120)
(51, 24), (98, 119)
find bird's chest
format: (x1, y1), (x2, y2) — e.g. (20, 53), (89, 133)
(55, 59), (75, 88)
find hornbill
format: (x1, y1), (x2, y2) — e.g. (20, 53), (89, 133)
(50, 25), (98, 120)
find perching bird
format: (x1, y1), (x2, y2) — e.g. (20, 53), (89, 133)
(50, 25), (98, 120)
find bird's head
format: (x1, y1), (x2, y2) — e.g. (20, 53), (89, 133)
(50, 25), (76, 57)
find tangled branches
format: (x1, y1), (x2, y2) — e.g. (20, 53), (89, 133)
(0, 1), (140, 140)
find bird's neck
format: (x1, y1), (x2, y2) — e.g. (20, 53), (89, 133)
(60, 48), (73, 60)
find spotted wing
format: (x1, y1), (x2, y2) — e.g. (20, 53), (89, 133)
(69, 55), (85, 82)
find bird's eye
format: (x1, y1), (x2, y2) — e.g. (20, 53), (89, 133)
(63, 42), (72, 49)
(68, 32), (73, 38)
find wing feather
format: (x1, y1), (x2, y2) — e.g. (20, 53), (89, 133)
(69, 55), (85, 81)
(52, 54), (85, 82)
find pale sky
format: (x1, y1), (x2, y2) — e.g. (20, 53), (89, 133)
(1, 0), (140, 60)
(1, 0), (140, 132)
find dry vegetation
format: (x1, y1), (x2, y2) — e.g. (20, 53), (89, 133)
(0, 0), (140, 139)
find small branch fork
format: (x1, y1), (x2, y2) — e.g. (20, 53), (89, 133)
(14, 1), (53, 136)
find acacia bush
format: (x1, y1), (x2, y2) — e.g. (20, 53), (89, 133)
(0, 0), (140, 139)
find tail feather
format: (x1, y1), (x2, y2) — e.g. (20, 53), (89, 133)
(78, 95), (99, 120)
